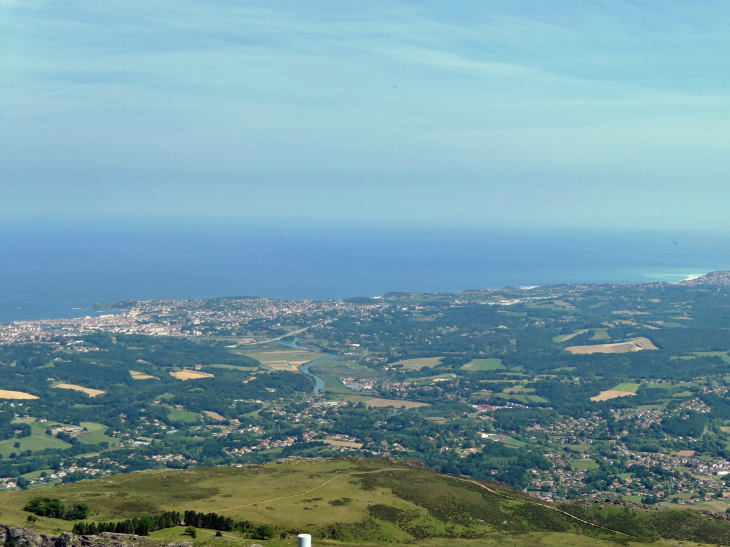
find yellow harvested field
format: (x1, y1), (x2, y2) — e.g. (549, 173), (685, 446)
(559, 330), (589, 342)
(0, 390), (38, 400)
(250, 351), (326, 369)
(265, 361), (300, 372)
(323, 439), (363, 448)
(129, 370), (157, 380)
(390, 357), (443, 370)
(207, 364), (255, 371)
(590, 390), (637, 401)
(54, 384), (105, 397)
(365, 398), (430, 409)
(169, 370), (214, 380)
(676, 450), (696, 457)
(203, 411), (226, 421)
(633, 338), (659, 349)
(566, 337), (657, 354)
(251, 351), (325, 362)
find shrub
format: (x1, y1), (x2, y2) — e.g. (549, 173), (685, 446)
(253, 525), (275, 540)
(23, 498), (65, 519)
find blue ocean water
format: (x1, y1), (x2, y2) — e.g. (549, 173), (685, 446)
(1, 221), (730, 323)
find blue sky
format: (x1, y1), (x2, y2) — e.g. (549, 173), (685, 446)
(2, 0), (729, 228)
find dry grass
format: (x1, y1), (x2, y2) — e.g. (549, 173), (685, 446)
(590, 390), (637, 401)
(557, 330), (589, 342)
(53, 384), (105, 397)
(203, 411), (226, 421)
(0, 390), (38, 400)
(365, 398), (430, 409)
(130, 370), (157, 380)
(323, 439), (364, 448)
(566, 337), (657, 354)
(633, 337), (658, 349)
(251, 351), (326, 364)
(169, 370), (214, 380)
(249, 350), (326, 371)
(265, 361), (300, 372)
(391, 357), (443, 370)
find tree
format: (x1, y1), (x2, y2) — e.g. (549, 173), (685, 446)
(253, 525), (275, 540)
(24, 497), (65, 518)
(27, 515), (37, 523)
(64, 503), (90, 520)
(184, 526), (197, 538)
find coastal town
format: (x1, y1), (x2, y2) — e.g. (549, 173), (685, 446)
(0, 297), (383, 346)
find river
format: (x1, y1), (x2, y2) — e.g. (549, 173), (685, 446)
(278, 337), (334, 394)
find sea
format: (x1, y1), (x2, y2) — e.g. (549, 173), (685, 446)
(2, 220), (730, 323)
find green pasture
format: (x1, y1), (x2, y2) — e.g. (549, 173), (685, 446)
(501, 437), (526, 448)
(569, 459), (599, 470)
(637, 404), (666, 410)
(461, 358), (505, 371)
(610, 383), (640, 393)
(10, 417), (36, 424)
(168, 408), (200, 422)
(323, 360), (366, 371)
(0, 435), (70, 458)
(694, 351), (730, 363)
(494, 393), (549, 404)
(20, 468), (55, 479)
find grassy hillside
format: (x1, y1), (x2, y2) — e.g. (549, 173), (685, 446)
(1, 458), (730, 547)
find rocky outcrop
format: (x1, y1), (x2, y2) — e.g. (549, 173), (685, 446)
(0, 525), (192, 547)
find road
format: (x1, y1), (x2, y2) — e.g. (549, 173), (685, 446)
(245, 319), (333, 346)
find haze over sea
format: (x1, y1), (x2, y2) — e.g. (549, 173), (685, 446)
(2, 221), (730, 323)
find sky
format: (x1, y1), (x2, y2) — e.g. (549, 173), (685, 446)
(2, 0), (730, 229)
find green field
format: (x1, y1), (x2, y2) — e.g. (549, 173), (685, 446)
(20, 468), (56, 479)
(311, 360), (384, 395)
(694, 351), (730, 363)
(167, 408), (200, 422)
(76, 422), (118, 445)
(610, 383), (640, 393)
(552, 330), (588, 343)
(324, 360), (367, 371)
(461, 358), (505, 371)
(589, 329), (610, 340)
(637, 404), (666, 411)
(494, 392), (549, 404)
(569, 459), (600, 470)
(0, 435), (70, 458)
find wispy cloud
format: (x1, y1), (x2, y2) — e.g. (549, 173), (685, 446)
(2, 0), (730, 227)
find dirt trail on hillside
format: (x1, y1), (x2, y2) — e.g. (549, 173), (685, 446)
(449, 476), (632, 537)
(216, 467), (633, 538)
